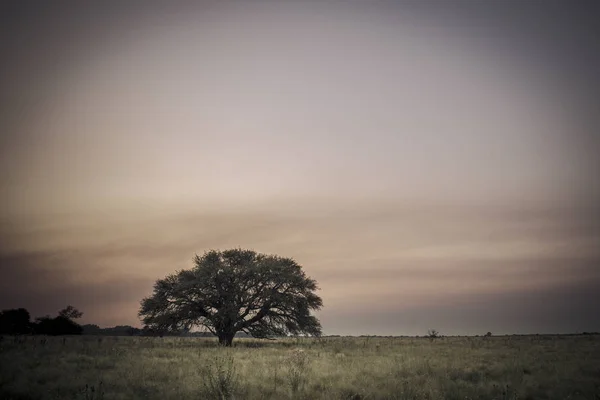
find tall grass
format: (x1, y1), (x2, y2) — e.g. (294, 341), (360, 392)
(0, 334), (598, 399)
(200, 352), (239, 400)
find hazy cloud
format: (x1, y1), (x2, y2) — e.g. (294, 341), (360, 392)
(1, 203), (598, 332)
(0, 251), (154, 326)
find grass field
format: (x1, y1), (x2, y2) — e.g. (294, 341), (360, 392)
(0, 334), (599, 400)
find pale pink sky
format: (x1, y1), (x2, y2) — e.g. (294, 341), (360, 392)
(1, 1), (599, 335)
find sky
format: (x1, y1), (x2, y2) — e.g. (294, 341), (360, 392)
(1, 0), (599, 336)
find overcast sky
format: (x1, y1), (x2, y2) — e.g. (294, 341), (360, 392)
(1, 0), (599, 335)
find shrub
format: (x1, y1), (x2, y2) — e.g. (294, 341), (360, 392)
(199, 353), (239, 400)
(427, 329), (440, 340)
(284, 348), (311, 396)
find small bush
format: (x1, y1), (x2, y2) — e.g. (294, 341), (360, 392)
(80, 382), (104, 400)
(199, 353), (239, 400)
(427, 329), (440, 340)
(284, 348), (311, 396)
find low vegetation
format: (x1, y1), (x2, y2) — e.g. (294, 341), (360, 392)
(1, 334), (599, 399)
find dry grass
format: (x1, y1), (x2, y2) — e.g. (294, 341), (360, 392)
(0, 334), (599, 399)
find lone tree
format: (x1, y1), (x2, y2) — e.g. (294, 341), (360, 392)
(427, 329), (440, 340)
(139, 249), (323, 346)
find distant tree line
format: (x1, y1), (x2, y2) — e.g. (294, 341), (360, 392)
(80, 324), (252, 338)
(0, 306), (252, 337)
(80, 324), (143, 336)
(0, 306), (83, 336)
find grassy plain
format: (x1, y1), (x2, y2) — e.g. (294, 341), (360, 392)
(0, 334), (599, 400)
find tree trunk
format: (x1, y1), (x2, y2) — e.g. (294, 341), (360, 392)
(218, 331), (235, 347)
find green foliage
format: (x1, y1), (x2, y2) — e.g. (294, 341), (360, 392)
(139, 249), (323, 346)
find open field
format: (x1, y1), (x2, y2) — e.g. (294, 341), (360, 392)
(1, 335), (599, 400)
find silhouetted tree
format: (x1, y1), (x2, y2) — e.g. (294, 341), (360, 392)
(58, 305), (83, 320)
(0, 308), (32, 335)
(32, 307), (84, 336)
(34, 316), (83, 335)
(141, 325), (162, 337)
(81, 324), (143, 336)
(427, 329), (440, 340)
(126, 326), (142, 336)
(82, 324), (101, 334)
(139, 249), (323, 346)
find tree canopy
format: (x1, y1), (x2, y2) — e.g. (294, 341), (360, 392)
(0, 308), (31, 335)
(35, 306), (84, 335)
(58, 305), (83, 320)
(139, 249), (323, 346)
